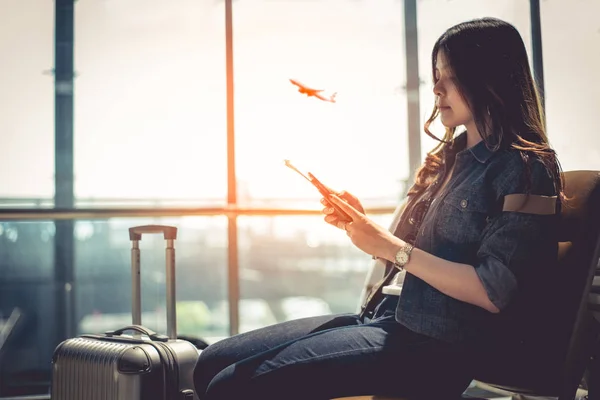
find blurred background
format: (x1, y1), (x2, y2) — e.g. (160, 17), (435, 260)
(0, 0), (598, 396)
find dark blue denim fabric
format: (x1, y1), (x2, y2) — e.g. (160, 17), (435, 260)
(384, 132), (559, 343)
(194, 296), (473, 400)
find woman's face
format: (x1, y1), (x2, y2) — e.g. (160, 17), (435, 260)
(433, 52), (473, 129)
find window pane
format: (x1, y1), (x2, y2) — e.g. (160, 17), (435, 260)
(0, 221), (54, 280)
(0, 279), (55, 396)
(416, 0), (532, 159)
(75, 217), (228, 340)
(541, 0), (600, 171)
(238, 214), (393, 332)
(0, 0), (54, 201)
(0, 220), (56, 396)
(74, 1), (227, 205)
(0, 216), (227, 396)
(233, 1), (408, 208)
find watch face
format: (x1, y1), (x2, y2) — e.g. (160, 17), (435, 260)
(395, 251), (408, 266)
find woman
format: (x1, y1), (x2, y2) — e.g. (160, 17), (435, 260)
(193, 17), (564, 399)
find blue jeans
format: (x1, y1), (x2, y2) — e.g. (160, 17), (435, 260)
(193, 296), (473, 400)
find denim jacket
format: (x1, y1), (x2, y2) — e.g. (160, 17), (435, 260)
(363, 132), (560, 344)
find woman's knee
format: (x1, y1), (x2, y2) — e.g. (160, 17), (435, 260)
(193, 342), (232, 397)
(203, 364), (243, 400)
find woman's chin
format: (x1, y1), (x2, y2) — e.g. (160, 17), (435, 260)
(440, 118), (458, 128)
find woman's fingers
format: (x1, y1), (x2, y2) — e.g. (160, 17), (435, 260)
(321, 196), (351, 229)
(322, 205), (342, 227)
(323, 191), (364, 215)
(324, 214), (337, 224)
(337, 191), (365, 214)
(322, 207), (334, 214)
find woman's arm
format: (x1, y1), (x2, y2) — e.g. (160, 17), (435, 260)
(382, 240), (500, 313)
(328, 193), (500, 312)
(328, 187), (556, 314)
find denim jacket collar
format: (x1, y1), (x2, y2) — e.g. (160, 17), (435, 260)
(449, 131), (495, 164)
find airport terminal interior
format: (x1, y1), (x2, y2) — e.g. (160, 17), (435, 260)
(0, 0), (599, 399)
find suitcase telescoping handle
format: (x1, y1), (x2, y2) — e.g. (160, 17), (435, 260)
(129, 225), (178, 340)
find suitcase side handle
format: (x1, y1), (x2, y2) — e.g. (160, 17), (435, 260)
(129, 225), (178, 240)
(106, 325), (169, 342)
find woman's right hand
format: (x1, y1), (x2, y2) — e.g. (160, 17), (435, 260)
(321, 191), (365, 229)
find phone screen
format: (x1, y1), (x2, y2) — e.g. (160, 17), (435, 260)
(284, 160), (352, 222)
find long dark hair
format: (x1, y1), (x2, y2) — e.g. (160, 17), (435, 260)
(410, 17), (564, 201)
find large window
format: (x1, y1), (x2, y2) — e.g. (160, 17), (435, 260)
(233, 0), (409, 209)
(73, 0), (227, 204)
(74, 217), (228, 340)
(232, 0), (408, 328)
(0, 216), (228, 396)
(237, 213), (394, 333)
(0, 1), (55, 395)
(541, 0), (600, 171)
(0, 0), (54, 201)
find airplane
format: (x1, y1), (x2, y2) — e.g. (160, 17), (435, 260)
(289, 79), (337, 103)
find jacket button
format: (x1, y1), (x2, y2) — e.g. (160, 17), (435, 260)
(409, 217), (415, 225)
(460, 199), (468, 208)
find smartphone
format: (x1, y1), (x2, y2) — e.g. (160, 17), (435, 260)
(284, 159), (352, 222)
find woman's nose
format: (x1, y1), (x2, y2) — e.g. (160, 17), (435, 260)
(433, 81), (444, 97)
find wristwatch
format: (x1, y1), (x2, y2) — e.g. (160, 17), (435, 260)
(393, 242), (414, 269)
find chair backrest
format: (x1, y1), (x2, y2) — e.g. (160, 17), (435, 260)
(474, 170), (600, 397)
(555, 171), (600, 397)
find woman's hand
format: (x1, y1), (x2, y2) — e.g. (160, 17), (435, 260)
(320, 190), (365, 228)
(323, 193), (403, 260)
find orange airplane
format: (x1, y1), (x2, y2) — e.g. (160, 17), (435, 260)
(289, 79), (337, 103)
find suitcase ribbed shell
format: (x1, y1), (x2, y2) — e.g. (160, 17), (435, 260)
(51, 337), (159, 400)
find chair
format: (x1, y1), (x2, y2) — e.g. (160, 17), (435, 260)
(333, 170), (600, 400)
(472, 170), (600, 399)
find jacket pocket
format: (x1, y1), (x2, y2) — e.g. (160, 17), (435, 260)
(436, 189), (491, 244)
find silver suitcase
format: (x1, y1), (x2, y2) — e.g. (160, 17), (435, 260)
(51, 225), (200, 400)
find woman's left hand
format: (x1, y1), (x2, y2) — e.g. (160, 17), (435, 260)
(327, 194), (400, 260)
